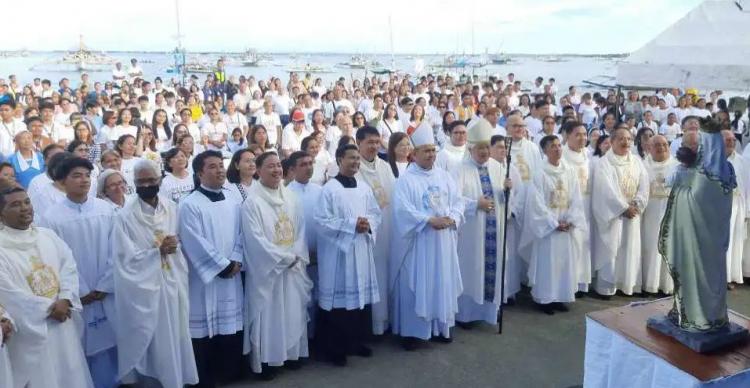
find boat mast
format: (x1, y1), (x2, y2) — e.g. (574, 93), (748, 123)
(388, 14), (395, 71)
(174, 0), (187, 83)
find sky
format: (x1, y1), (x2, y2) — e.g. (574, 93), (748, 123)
(4, 0), (706, 54)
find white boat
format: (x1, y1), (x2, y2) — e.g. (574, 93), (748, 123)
(490, 53), (511, 64)
(285, 63), (335, 74)
(238, 49), (272, 67)
(31, 35), (117, 72)
(337, 55), (368, 69)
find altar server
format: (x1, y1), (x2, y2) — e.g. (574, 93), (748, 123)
(41, 156), (119, 388)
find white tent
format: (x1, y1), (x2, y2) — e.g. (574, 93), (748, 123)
(617, 0), (750, 91)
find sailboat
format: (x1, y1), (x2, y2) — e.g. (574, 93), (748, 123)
(370, 15), (398, 75)
(30, 35), (117, 72)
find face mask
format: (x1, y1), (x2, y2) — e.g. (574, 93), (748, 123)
(136, 185), (160, 200)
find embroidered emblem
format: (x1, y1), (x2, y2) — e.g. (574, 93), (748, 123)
(274, 211), (295, 246)
(549, 178), (570, 210)
(26, 255), (59, 299)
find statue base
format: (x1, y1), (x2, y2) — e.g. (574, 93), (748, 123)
(647, 315), (750, 353)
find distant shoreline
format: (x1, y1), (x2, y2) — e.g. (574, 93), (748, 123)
(0, 50), (629, 58)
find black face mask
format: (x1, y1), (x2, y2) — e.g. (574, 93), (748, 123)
(136, 185), (160, 200)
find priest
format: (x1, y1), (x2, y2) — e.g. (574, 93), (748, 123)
(355, 125), (396, 335)
(287, 150), (323, 336)
(41, 156), (119, 388)
(506, 114), (542, 300)
(315, 144), (381, 365)
(435, 121), (468, 174)
(391, 122), (464, 350)
(561, 121), (593, 293)
(520, 135), (587, 314)
(0, 179), (94, 387)
(641, 135), (678, 295)
(178, 150), (245, 387)
(722, 130), (749, 286)
(454, 118), (517, 327)
(591, 128), (649, 297)
(112, 159), (198, 387)
(240, 151), (313, 379)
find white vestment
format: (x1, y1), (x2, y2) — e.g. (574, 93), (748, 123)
(454, 158), (521, 324)
(112, 198), (198, 387)
(727, 153), (749, 283)
(592, 151), (649, 295)
(315, 178), (382, 310)
(28, 180), (65, 225)
(435, 143), (467, 175)
(41, 197), (119, 387)
(562, 146), (593, 291)
(520, 161), (587, 304)
(0, 226), (94, 388)
(355, 157), (396, 334)
(641, 156), (678, 293)
(0, 307), (11, 388)
(178, 188), (244, 338)
(509, 138), (543, 286)
(240, 183), (313, 373)
(390, 164), (464, 339)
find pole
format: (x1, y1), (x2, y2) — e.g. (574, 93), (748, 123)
(498, 137), (513, 334)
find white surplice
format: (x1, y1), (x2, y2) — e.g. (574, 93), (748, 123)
(641, 156), (678, 293)
(454, 157), (520, 324)
(41, 197), (119, 387)
(390, 164), (464, 340)
(240, 183), (313, 373)
(0, 306), (11, 388)
(509, 138), (543, 286)
(520, 161), (587, 304)
(178, 188), (244, 338)
(112, 198), (198, 387)
(592, 151), (649, 295)
(435, 143), (467, 175)
(727, 153), (749, 284)
(0, 226), (94, 388)
(315, 178), (382, 310)
(355, 156), (396, 334)
(562, 146), (594, 291)
(28, 181), (65, 225)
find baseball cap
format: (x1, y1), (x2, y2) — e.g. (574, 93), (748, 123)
(292, 110), (305, 122)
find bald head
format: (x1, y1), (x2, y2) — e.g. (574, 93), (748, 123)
(650, 135), (669, 162)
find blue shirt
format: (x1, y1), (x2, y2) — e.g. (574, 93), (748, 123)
(7, 151), (45, 188)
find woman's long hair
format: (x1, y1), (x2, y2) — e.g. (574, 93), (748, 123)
(387, 132), (409, 178)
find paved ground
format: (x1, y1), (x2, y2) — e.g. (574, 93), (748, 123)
(227, 284), (750, 388)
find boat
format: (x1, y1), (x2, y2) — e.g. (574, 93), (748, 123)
(581, 75), (617, 89)
(285, 63), (335, 74)
(541, 56), (568, 63)
(337, 55), (368, 69)
(490, 53), (511, 64)
(238, 48), (272, 67)
(31, 35), (117, 72)
(430, 54), (470, 69)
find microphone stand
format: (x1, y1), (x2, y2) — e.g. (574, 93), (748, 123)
(498, 136), (513, 334)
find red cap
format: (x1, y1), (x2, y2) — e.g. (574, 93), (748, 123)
(292, 110), (305, 122)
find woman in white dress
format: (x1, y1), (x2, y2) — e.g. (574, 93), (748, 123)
(387, 132), (411, 178)
(226, 149), (257, 203)
(110, 108), (139, 144)
(114, 134), (142, 194)
(160, 148), (194, 204)
(151, 109), (173, 151)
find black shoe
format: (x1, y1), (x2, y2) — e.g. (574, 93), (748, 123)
(430, 335), (453, 344)
(284, 360), (302, 370)
(593, 292), (612, 301)
(401, 337), (420, 351)
(328, 353), (347, 367)
(575, 291), (587, 299)
(456, 321), (474, 330)
(552, 302), (569, 312)
(353, 345), (373, 358)
(256, 366), (278, 381)
(503, 298), (516, 306)
(537, 303), (555, 315)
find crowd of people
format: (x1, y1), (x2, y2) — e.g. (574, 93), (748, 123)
(0, 60), (749, 387)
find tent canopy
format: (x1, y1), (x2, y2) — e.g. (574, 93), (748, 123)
(617, 0), (750, 91)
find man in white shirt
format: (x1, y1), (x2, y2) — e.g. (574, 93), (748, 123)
(524, 101), (546, 139)
(112, 62), (126, 86)
(658, 113), (682, 143)
(281, 110), (312, 159)
(0, 99), (26, 156)
(257, 100), (283, 147)
(127, 58), (144, 82)
(233, 79), (253, 114)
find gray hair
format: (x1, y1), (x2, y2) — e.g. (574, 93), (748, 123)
(96, 169), (126, 198)
(133, 158), (162, 179)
